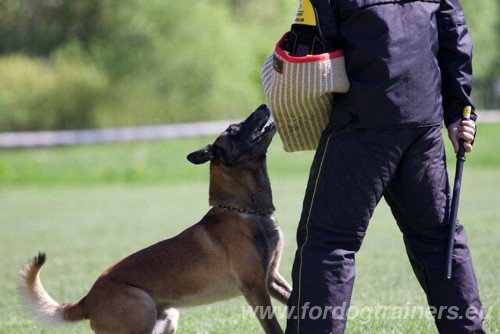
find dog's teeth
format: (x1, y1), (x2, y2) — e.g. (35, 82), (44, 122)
(263, 118), (274, 131)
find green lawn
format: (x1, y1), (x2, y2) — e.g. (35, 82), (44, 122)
(0, 124), (499, 333)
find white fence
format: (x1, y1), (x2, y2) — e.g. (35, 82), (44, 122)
(0, 120), (238, 149)
(0, 110), (498, 149)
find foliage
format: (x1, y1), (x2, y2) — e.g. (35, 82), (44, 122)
(0, 53), (107, 131)
(0, 0), (107, 55)
(0, 0), (297, 129)
(87, 0), (295, 126)
(461, 0), (500, 79)
(461, 0), (500, 108)
(0, 0), (497, 131)
(92, 1), (255, 125)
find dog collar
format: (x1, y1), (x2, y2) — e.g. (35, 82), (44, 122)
(217, 205), (273, 216)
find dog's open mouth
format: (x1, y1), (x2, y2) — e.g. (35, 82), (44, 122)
(249, 116), (276, 143)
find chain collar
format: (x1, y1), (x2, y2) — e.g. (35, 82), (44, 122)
(217, 204), (273, 216)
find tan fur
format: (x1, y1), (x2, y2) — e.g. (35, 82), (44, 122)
(19, 107), (291, 334)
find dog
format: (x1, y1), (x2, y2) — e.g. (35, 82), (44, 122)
(18, 104), (292, 334)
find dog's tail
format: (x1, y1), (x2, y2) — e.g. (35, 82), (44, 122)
(18, 252), (88, 326)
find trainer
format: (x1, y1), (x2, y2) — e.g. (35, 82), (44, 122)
(285, 0), (486, 333)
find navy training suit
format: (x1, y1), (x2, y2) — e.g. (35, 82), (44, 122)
(285, 0), (486, 333)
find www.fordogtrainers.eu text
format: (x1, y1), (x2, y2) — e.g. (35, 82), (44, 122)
(242, 303), (489, 323)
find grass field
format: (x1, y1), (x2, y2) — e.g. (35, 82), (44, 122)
(1, 124), (499, 333)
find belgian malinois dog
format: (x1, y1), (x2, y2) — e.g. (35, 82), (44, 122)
(19, 105), (291, 334)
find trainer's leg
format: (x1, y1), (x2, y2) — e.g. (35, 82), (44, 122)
(286, 127), (403, 334)
(384, 125), (486, 333)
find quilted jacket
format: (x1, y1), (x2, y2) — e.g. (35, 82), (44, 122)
(325, 0), (474, 128)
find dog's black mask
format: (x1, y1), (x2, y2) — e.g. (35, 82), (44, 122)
(187, 105), (276, 166)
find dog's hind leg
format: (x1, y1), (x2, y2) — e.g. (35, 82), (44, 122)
(87, 281), (157, 334)
(153, 308), (179, 334)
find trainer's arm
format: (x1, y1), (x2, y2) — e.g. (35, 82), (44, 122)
(437, 0), (476, 127)
(437, 0), (477, 152)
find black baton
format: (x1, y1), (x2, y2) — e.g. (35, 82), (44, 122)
(444, 106), (472, 281)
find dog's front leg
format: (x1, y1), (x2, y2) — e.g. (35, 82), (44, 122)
(266, 230), (291, 305)
(239, 280), (284, 334)
(268, 271), (292, 305)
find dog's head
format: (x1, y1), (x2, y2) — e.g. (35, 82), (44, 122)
(187, 104), (276, 166)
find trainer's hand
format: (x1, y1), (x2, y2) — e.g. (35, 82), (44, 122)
(447, 118), (476, 153)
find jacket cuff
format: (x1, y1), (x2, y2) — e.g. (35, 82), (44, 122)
(443, 103), (477, 127)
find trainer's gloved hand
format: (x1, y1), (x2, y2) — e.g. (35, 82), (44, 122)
(447, 118), (476, 153)
(284, 0), (337, 56)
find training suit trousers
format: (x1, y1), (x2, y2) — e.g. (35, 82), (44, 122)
(285, 125), (486, 334)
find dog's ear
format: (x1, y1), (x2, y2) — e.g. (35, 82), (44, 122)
(187, 145), (215, 164)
